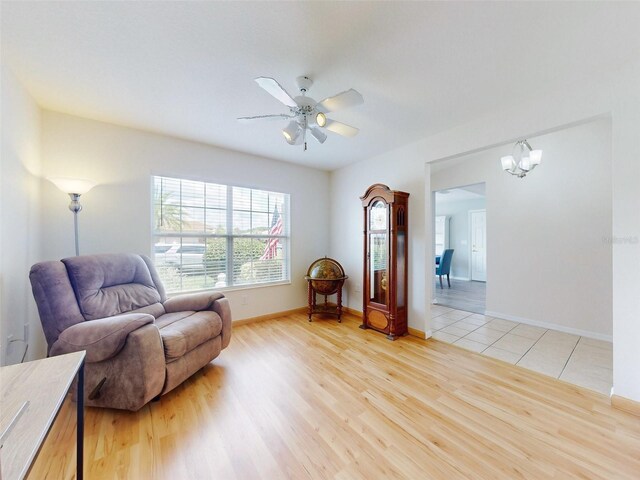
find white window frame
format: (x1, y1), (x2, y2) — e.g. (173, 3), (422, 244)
(151, 175), (291, 293)
(434, 215), (450, 256)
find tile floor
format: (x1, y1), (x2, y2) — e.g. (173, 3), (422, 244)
(430, 305), (613, 395)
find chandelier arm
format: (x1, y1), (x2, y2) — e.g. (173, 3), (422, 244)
(502, 142), (541, 176)
(521, 140), (533, 151)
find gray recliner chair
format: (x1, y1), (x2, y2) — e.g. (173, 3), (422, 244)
(29, 253), (232, 411)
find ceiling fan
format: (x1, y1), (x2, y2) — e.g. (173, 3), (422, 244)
(238, 76), (364, 151)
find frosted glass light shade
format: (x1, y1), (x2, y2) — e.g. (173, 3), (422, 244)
(501, 155), (516, 171)
(49, 177), (97, 194)
(501, 140), (542, 178)
(529, 149), (542, 166)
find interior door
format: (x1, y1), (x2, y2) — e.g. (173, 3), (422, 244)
(470, 210), (487, 282)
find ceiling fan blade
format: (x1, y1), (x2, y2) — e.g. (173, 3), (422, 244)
(324, 119), (359, 137)
(310, 127), (327, 144)
(237, 114), (293, 123)
(316, 89), (364, 113)
(254, 77), (298, 108)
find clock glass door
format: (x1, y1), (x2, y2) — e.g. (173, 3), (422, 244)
(369, 233), (388, 305)
(369, 200), (388, 306)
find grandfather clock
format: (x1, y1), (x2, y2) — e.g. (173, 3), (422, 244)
(360, 184), (409, 340)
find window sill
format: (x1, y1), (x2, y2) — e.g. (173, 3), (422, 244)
(166, 280), (292, 298)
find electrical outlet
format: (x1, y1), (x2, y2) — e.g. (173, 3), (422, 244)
(241, 295), (248, 305)
(355, 283), (362, 293)
(23, 323), (29, 341)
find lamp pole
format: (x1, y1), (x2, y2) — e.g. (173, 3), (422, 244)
(68, 193), (83, 256)
(48, 178), (96, 257)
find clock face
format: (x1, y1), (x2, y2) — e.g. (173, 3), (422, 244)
(370, 201), (387, 231)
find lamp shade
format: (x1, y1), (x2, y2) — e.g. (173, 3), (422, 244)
(500, 140), (542, 178)
(529, 149), (542, 166)
(48, 177), (97, 195)
(501, 155), (516, 171)
(310, 126), (327, 144)
(282, 121), (301, 145)
(315, 112), (327, 127)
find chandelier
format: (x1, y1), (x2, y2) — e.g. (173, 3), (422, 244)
(500, 140), (542, 178)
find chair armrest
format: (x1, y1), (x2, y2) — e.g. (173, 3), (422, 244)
(163, 291), (225, 313)
(50, 313), (155, 363)
(212, 297), (232, 349)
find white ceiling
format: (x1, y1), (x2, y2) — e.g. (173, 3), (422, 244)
(2, 2), (640, 171)
(435, 184), (485, 204)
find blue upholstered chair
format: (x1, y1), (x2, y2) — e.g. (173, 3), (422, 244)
(435, 249), (454, 289)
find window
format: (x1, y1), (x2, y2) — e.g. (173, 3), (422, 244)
(434, 215), (449, 256)
(153, 175), (290, 293)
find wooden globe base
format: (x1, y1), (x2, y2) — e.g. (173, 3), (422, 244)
(305, 257), (348, 322)
(306, 280), (346, 322)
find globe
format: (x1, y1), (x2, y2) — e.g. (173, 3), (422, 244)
(305, 257), (348, 295)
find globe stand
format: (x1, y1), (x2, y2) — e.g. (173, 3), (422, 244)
(306, 279), (346, 322)
(304, 257), (348, 323)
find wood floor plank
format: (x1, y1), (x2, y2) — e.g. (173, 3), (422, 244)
(28, 313), (640, 479)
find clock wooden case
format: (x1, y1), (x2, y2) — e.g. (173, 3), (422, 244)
(360, 184), (409, 340)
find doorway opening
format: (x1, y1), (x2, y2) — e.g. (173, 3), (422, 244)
(433, 183), (486, 314)
(427, 118), (613, 396)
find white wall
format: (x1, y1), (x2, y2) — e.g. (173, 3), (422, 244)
(329, 142), (429, 331)
(432, 119), (612, 338)
(40, 111), (331, 321)
(0, 66), (47, 364)
(435, 197), (486, 280)
(330, 59), (640, 402)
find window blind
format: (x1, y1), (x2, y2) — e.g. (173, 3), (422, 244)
(153, 175), (290, 293)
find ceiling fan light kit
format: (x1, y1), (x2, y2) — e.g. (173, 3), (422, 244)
(282, 120), (301, 144)
(238, 75), (364, 151)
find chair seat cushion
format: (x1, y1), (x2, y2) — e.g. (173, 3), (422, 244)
(156, 311), (223, 360)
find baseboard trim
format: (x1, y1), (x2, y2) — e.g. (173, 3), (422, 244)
(611, 394), (640, 417)
(344, 307), (363, 318)
(233, 307), (307, 326)
(408, 327), (426, 339)
(484, 310), (612, 342)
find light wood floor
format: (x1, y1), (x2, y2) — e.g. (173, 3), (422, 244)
(30, 312), (640, 479)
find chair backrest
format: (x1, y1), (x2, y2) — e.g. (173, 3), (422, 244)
(30, 253), (166, 351)
(438, 249), (455, 274)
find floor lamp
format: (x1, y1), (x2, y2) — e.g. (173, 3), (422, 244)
(49, 178), (97, 256)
